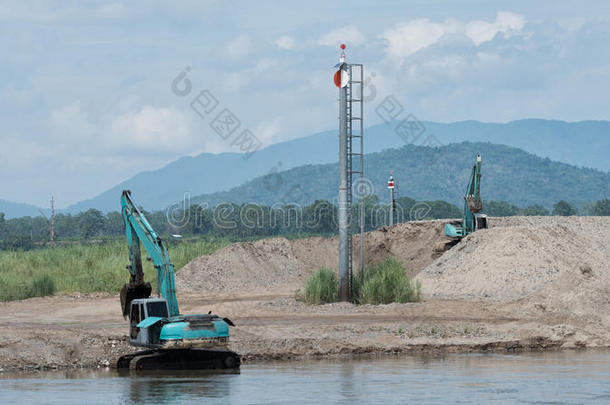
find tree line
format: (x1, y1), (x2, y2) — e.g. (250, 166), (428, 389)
(0, 197), (608, 250)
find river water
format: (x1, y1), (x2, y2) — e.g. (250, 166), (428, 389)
(1, 351), (609, 404)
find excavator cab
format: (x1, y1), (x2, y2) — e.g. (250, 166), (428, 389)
(474, 213), (488, 231)
(129, 298), (169, 347)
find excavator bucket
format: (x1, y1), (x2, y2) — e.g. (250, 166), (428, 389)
(465, 196), (482, 213)
(120, 282), (152, 317)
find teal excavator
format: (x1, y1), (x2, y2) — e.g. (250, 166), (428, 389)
(445, 154), (488, 238)
(116, 190), (240, 370)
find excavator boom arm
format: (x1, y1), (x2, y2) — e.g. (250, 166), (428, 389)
(465, 155), (482, 201)
(121, 190), (180, 317)
(445, 154), (485, 238)
(463, 155), (483, 233)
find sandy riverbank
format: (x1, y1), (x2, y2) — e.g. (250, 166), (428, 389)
(1, 217), (608, 371)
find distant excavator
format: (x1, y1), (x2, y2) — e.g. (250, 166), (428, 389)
(116, 190), (240, 371)
(444, 154), (488, 239)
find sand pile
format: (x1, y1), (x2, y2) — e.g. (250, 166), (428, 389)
(177, 215), (610, 306)
(416, 216), (610, 302)
(353, 220), (448, 278)
(176, 220), (448, 294)
(176, 237), (332, 294)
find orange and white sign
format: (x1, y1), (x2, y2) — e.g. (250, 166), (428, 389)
(333, 69), (349, 88)
(387, 176), (395, 189)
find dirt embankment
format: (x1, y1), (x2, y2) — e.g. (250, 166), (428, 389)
(2, 216), (609, 372)
(416, 217), (610, 329)
(176, 220), (448, 294)
(175, 215), (610, 360)
(416, 216), (610, 301)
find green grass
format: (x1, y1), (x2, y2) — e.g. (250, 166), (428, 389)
(301, 268), (338, 304)
(357, 258), (421, 305)
(0, 238), (230, 301)
(300, 258), (421, 305)
(0, 274), (56, 301)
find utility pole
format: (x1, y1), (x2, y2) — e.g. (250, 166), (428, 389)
(39, 195), (56, 244)
(336, 45), (350, 301)
(388, 174), (395, 227)
(334, 44), (364, 301)
(50, 195), (55, 243)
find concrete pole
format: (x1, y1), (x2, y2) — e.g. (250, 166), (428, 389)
(50, 195), (55, 243)
(389, 187), (394, 227)
(338, 67), (349, 302)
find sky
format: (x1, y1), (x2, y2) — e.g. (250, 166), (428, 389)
(2, 0), (610, 208)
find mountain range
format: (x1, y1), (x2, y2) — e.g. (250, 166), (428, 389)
(1, 119), (609, 218)
(0, 199), (43, 219)
(191, 141), (610, 209)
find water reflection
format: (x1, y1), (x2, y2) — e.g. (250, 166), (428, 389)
(126, 372), (235, 404)
(1, 351), (610, 405)
(129, 377), (231, 403)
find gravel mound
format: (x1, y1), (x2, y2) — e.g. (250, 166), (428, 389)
(416, 216), (610, 302)
(176, 237), (330, 294)
(176, 220), (448, 294)
(177, 216), (610, 308)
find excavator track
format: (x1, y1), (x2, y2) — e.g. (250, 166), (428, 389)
(117, 349), (241, 371)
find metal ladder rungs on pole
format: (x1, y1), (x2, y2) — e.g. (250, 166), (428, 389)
(346, 63), (365, 298)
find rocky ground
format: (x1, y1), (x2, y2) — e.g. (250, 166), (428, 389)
(1, 217), (608, 372)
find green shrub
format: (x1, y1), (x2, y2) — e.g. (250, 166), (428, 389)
(0, 274), (56, 301)
(591, 198), (610, 216)
(552, 200), (577, 216)
(300, 258), (422, 305)
(0, 280), (27, 301)
(358, 258), (421, 304)
(30, 274), (56, 297)
(521, 204), (550, 216)
(1, 235), (34, 251)
(303, 268), (338, 304)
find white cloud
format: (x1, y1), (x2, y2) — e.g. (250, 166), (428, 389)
(3, 1), (607, 209)
(0, 1), (213, 22)
(380, 18), (460, 62)
(465, 11), (526, 46)
(476, 52), (502, 64)
(0, 86), (35, 106)
(380, 12), (526, 63)
(50, 103), (198, 155)
(220, 71), (250, 92)
(254, 116), (284, 144)
(49, 101), (96, 136)
(224, 35), (255, 60)
(97, 3), (129, 19)
(109, 106), (193, 153)
(0, 135), (51, 171)
(275, 35), (295, 50)
(318, 25), (365, 47)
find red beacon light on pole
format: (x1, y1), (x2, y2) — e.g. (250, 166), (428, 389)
(387, 175), (395, 189)
(333, 43), (349, 88)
